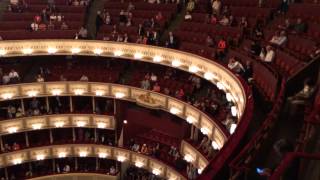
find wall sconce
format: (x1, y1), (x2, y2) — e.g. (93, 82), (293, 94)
(97, 122), (107, 129)
(93, 48), (103, 55)
(186, 116), (195, 124)
(74, 89), (84, 95)
(1, 92), (14, 100)
(117, 155), (126, 162)
(200, 127), (209, 135)
(79, 151), (88, 157)
(217, 82), (225, 90)
(134, 52), (143, 59)
(12, 158), (22, 165)
(98, 152), (108, 158)
(47, 47), (57, 54)
(135, 161), (144, 168)
(71, 48), (81, 54)
(204, 72), (215, 81)
(114, 50), (123, 56)
(152, 169), (161, 176)
(0, 49), (7, 56)
(95, 90), (105, 96)
(115, 92), (125, 98)
(211, 141), (220, 150)
(170, 107), (181, 115)
(184, 154), (194, 162)
(51, 89), (62, 96)
(22, 48), (33, 54)
(171, 59), (181, 67)
(226, 93), (233, 102)
(27, 90), (39, 97)
(230, 123), (237, 134)
(153, 55), (162, 62)
(36, 154), (45, 160)
(188, 65), (199, 73)
(58, 152), (67, 158)
(76, 121), (86, 127)
(231, 106), (238, 117)
(7, 127), (18, 133)
(54, 121), (65, 128)
(32, 123), (43, 130)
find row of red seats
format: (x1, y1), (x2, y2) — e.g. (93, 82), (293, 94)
(0, 30), (77, 39)
(104, 2), (177, 12)
(0, 21), (83, 31)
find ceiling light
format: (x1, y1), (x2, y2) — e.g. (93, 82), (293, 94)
(135, 161), (144, 168)
(74, 89), (84, 95)
(170, 107), (181, 115)
(152, 169), (161, 176)
(97, 122), (107, 129)
(54, 121), (65, 128)
(12, 158), (22, 165)
(200, 127), (209, 135)
(58, 152), (66, 158)
(212, 141), (220, 150)
(51, 89), (62, 96)
(7, 127), (18, 133)
(226, 93), (233, 102)
(95, 90), (105, 96)
(184, 154), (194, 162)
(217, 82), (225, 90)
(76, 121), (86, 127)
(186, 116), (195, 124)
(98, 152), (108, 158)
(36, 154), (45, 160)
(231, 106), (237, 117)
(117, 156), (126, 162)
(79, 151), (88, 157)
(204, 72), (215, 80)
(0, 49), (7, 56)
(230, 123), (237, 134)
(27, 90), (38, 97)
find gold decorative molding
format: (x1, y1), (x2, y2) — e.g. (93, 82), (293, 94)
(0, 40), (246, 121)
(0, 114), (115, 135)
(29, 173), (119, 180)
(0, 82), (227, 147)
(0, 144), (186, 180)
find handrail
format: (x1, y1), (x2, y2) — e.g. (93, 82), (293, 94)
(28, 172), (119, 180)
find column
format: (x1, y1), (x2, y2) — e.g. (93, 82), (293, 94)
(0, 136), (4, 152)
(20, 99), (25, 114)
(69, 96), (73, 113)
(25, 132), (29, 147)
(49, 129), (53, 144)
(72, 128), (76, 142)
(45, 97), (50, 112)
(92, 97), (96, 113)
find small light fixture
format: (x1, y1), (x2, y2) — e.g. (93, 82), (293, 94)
(135, 161), (144, 168)
(58, 152), (67, 158)
(184, 154), (194, 162)
(32, 123), (43, 130)
(186, 116), (195, 124)
(76, 121), (86, 127)
(98, 152), (108, 158)
(71, 48), (81, 54)
(200, 127), (209, 135)
(27, 90), (39, 97)
(152, 169), (161, 176)
(7, 127), (18, 133)
(79, 151), (88, 157)
(47, 47), (57, 54)
(74, 89), (84, 95)
(153, 55), (162, 62)
(170, 107), (180, 115)
(231, 106), (237, 117)
(12, 158), (22, 165)
(117, 155), (126, 162)
(1, 93), (14, 100)
(97, 122), (107, 129)
(198, 168), (203, 174)
(36, 154), (45, 160)
(134, 52), (143, 59)
(22, 48), (33, 54)
(95, 90), (105, 96)
(0, 49), (7, 56)
(212, 141), (220, 150)
(172, 59), (181, 67)
(189, 65), (199, 73)
(123, 120), (128, 124)
(114, 50), (123, 56)
(115, 92), (125, 99)
(51, 89), (62, 96)
(230, 123), (237, 134)
(54, 121), (65, 128)
(204, 72), (215, 80)
(217, 82), (225, 90)
(226, 93), (233, 102)
(93, 48), (103, 55)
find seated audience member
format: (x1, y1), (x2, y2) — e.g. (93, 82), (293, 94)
(61, 22), (69, 30)
(187, 164), (197, 180)
(186, 0), (195, 12)
(110, 166), (116, 175)
(36, 74), (44, 82)
(219, 15), (229, 26)
(310, 45), (320, 59)
(222, 114), (234, 129)
(63, 164), (71, 172)
(288, 79), (316, 105)
(123, 33), (129, 42)
(39, 23), (47, 31)
(132, 143), (140, 152)
(73, 0), (80, 6)
(4, 144), (11, 152)
(140, 144), (148, 154)
(198, 136), (210, 151)
(12, 142), (20, 151)
(212, 0), (221, 15)
(119, 10), (127, 25)
(31, 21), (39, 31)
(253, 23), (264, 40)
(270, 31), (287, 46)
(184, 11), (192, 20)
(166, 31), (178, 48)
(261, 46), (275, 63)
(141, 78), (150, 90)
(104, 12), (111, 25)
(2, 74), (10, 85)
(47, 21), (55, 30)
(60, 75), (67, 81)
(9, 69), (20, 83)
(150, 73), (157, 82)
(152, 83), (161, 92)
(80, 75), (89, 81)
(127, 2), (135, 11)
(239, 17), (248, 28)
(293, 18), (306, 34)
(175, 88), (185, 99)
(155, 11), (163, 22)
(278, 18), (293, 31)
(78, 26), (88, 39)
(243, 61), (253, 82)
